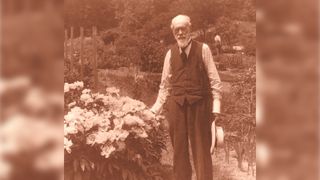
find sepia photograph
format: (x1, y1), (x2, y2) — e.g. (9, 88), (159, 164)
(64, 0), (256, 179)
(1, 0), (319, 180)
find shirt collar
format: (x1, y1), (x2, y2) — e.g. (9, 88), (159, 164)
(179, 39), (192, 56)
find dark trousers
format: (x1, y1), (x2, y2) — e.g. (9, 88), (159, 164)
(167, 97), (213, 180)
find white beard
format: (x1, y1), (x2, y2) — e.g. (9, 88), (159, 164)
(176, 37), (191, 48)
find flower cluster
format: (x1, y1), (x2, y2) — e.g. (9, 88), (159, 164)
(64, 82), (158, 159)
(64, 81), (84, 93)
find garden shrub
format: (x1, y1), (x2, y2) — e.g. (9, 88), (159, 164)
(64, 82), (167, 180)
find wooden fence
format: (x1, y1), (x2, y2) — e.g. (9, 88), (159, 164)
(64, 26), (99, 91)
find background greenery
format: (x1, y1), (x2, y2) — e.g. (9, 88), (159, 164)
(64, 0), (256, 73)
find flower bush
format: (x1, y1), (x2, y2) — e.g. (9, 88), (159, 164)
(64, 81), (166, 180)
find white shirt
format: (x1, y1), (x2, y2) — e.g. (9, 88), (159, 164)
(151, 42), (222, 114)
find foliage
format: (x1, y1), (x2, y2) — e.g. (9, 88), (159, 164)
(99, 33), (167, 73)
(101, 30), (120, 45)
(216, 53), (246, 69)
(187, 0), (223, 41)
(64, 0), (118, 36)
(64, 0), (255, 34)
(64, 37), (106, 88)
(138, 37), (168, 73)
(221, 0), (256, 22)
(219, 64), (256, 171)
(213, 17), (240, 46)
(113, 0), (154, 33)
(64, 82), (167, 180)
(64, 0), (255, 73)
(206, 17), (255, 55)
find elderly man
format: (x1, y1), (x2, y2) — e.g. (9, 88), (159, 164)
(150, 15), (222, 180)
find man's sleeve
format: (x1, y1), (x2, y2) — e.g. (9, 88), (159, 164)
(202, 44), (222, 113)
(150, 50), (172, 114)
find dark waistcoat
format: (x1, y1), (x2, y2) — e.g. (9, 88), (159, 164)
(169, 40), (211, 106)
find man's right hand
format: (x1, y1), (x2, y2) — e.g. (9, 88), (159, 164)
(143, 109), (156, 121)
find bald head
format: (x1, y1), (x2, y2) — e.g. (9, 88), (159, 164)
(171, 15), (191, 30)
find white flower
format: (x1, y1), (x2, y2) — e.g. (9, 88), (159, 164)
(131, 127), (148, 138)
(123, 115), (145, 127)
(94, 131), (109, 144)
(122, 103), (135, 113)
(112, 111), (125, 118)
(64, 83), (70, 93)
(95, 113), (111, 128)
(64, 107), (84, 124)
(100, 145), (116, 158)
(68, 102), (76, 108)
(86, 134), (96, 145)
(64, 124), (78, 136)
(95, 129), (129, 144)
(120, 96), (146, 113)
(82, 119), (94, 131)
(93, 93), (104, 100)
(76, 81), (84, 88)
(71, 106), (83, 113)
(106, 87), (120, 96)
(83, 110), (94, 119)
(82, 89), (91, 94)
(117, 130), (129, 141)
(68, 83), (76, 90)
(91, 115), (103, 127)
(64, 137), (73, 153)
(68, 81), (84, 90)
(64, 113), (76, 124)
(113, 118), (124, 129)
(75, 123), (85, 133)
(63, 82), (159, 159)
(80, 93), (93, 105)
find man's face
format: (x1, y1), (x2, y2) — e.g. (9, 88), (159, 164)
(172, 23), (191, 48)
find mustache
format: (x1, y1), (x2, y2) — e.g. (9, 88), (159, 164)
(176, 35), (187, 39)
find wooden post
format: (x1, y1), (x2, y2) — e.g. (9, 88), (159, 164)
(70, 26), (74, 72)
(92, 26), (98, 91)
(80, 27), (84, 80)
(64, 29), (68, 60)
